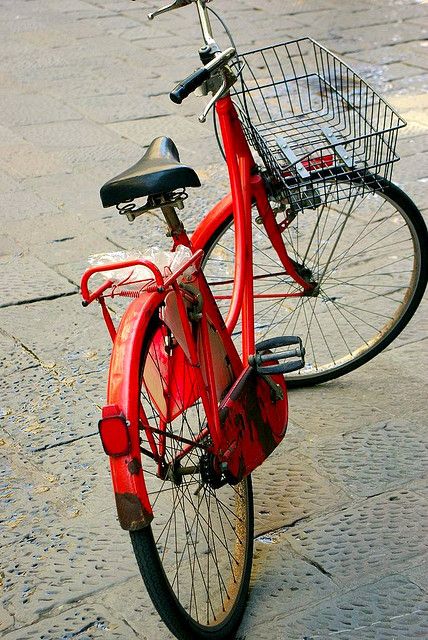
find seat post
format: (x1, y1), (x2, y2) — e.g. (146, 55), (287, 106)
(161, 204), (185, 238)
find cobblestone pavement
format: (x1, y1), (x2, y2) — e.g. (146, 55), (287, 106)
(1, 0), (427, 638)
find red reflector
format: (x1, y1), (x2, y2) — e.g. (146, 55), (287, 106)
(98, 406), (130, 457)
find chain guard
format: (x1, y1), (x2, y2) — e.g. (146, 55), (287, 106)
(218, 366), (288, 483)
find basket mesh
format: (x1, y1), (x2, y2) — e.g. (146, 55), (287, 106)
(231, 38), (406, 209)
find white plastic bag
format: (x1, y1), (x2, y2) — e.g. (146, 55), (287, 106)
(88, 245), (194, 286)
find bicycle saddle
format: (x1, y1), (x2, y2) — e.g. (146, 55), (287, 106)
(100, 136), (201, 208)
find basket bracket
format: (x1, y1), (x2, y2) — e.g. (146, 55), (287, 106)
(276, 136), (310, 179)
(320, 126), (354, 169)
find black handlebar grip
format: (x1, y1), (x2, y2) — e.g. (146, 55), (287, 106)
(170, 67), (211, 104)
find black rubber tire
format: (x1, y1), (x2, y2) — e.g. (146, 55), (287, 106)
(202, 178), (428, 387)
(130, 478), (254, 640)
(130, 308), (254, 640)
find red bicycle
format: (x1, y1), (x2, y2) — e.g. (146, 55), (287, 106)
(81, 1), (428, 638)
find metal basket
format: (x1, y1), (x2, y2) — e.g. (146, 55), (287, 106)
(231, 38), (406, 210)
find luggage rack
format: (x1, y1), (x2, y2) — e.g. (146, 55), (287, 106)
(80, 250), (204, 341)
(231, 37), (406, 210)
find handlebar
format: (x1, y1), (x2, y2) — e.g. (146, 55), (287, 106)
(169, 46), (236, 104)
(148, 1), (235, 114)
(170, 67), (211, 104)
(147, 0), (194, 21)
(148, 0), (216, 46)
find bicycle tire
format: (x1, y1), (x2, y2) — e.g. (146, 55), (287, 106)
(202, 178), (428, 387)
(130, 305), (254, 640)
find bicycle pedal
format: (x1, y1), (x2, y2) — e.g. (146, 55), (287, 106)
(248, 336), (306, 375)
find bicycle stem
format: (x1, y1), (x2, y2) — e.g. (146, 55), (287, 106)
(195, 0), (217, 47)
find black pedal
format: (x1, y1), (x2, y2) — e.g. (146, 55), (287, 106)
(248, 336), (305, 375)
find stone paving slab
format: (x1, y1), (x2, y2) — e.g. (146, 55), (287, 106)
(3, 223), (120, 269)
(71, 92), (175, 124)
(18, 172), (106, 218)
(349, 41), (428, 70)
(91, 576), (178, 640)
(242, 540), (338, 631)
(241, 573), (428, 640)
(0, 332), (38, 378)
(0, 93), (81, 127)
(0, 365), (98, 452)
(50, 140), (144, 176)
(32, 434), (113, 518)
(14, 120), (121, 152)
(0, 256), (76, 307)
(0, 170), (20, 194)
(1, 517), (136, 628)
(1, 603), (141, 640)
(252, 445), (349, 536)
(288, 335), (428, 437)
(1, 189), (60, 220)
(0, 143), (73, 180)
(305, 420), (428, 498)
(0, 295), (111, 376)
(404, 560), (428, 593)
(0, 437), (71, 547)
(286, 488), (427, 586)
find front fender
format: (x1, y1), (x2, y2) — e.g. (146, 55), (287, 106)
(105, 291), (164, 530)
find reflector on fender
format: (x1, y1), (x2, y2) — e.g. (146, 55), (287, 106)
(98, 404), (131, 457)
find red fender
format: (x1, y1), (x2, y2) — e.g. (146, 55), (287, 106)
(102, 277), (240, 531)
(105, 290), (164, 531)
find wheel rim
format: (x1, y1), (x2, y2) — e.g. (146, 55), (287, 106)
(138, 319), (253, 629)
(202, 184), (422, 382)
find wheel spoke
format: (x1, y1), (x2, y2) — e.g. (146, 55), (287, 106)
(202, 180), (425, 383)
(132, 311), (253, 631)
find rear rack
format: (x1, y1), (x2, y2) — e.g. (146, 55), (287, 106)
(80, 250), (205, 343)
(81, 250), (204, 306)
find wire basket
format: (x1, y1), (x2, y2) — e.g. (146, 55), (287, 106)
(231, 38), (406, 210)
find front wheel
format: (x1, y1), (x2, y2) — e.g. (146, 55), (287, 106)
(202, 178), (428, 386)
(130, 308), (254, 640)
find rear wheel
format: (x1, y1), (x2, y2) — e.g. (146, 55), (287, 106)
(130, 308), (254, 640)
(202, 178), (428, 386)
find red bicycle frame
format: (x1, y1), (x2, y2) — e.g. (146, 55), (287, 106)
(81, 94), (309, 530)
(192, 95), (313, 362)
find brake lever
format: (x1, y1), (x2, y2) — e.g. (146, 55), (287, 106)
(198, 55), (238, 123)
(198, 76), (227, 123)
(148, 0), (193, 20)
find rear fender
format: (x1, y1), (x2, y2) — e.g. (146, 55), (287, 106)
(105, 291), (164, 531)
(104, 287), (220, 530)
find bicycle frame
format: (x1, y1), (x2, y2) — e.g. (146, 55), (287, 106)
(81, 92), (309, 531)
(192, 94), (314, 362)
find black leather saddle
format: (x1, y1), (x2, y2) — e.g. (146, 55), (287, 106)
(100, 136), (201, 208)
